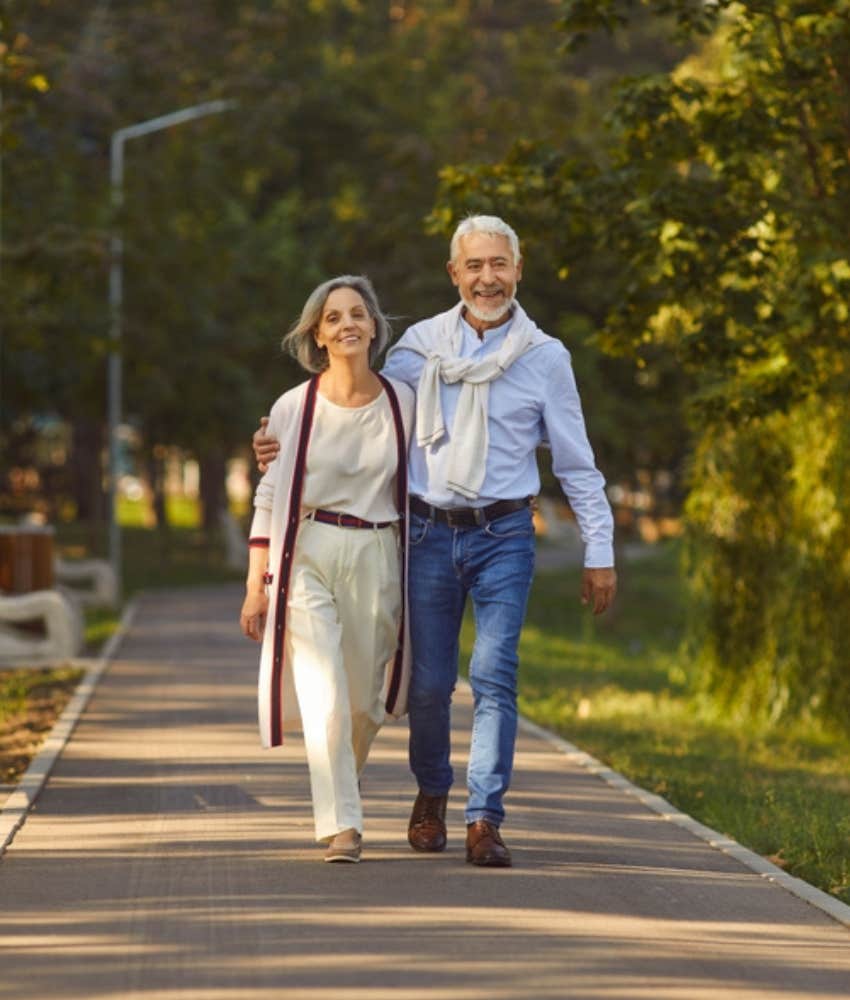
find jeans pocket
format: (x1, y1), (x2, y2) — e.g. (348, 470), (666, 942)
(408, 513), (431, 547)
(483, 508), (534, 540)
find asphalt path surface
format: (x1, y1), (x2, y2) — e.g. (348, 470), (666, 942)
(1, 584), (848, 999)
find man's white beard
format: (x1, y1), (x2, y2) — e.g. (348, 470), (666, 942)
(462, 293), (516, 324)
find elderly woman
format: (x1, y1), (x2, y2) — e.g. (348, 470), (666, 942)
(240, 275), (414, 863)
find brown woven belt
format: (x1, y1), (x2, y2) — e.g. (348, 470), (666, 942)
(409, 495), (532, 528)
(309, 509), (396, 530)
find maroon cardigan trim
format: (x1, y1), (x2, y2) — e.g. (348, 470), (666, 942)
(268, 375), (407, 744)
(248, 537), (270, 548)
(378, 374), (408, 714)
(270, 375), (319, 746)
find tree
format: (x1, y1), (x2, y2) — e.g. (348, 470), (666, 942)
(1, 1), (113, 529)
(433, 0), (850, 728)
(9, 0), (673, 534)
(424, 7), (695, 496)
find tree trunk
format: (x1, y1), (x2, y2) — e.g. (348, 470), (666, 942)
(145, 448), (169, 534)
(198, 450), (227, 543)
(70, 418), (106, 551)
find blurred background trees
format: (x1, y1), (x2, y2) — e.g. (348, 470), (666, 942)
(3, 0), (850, 730)
(5, 0), (674, 529)
(430, 0), (850, 727)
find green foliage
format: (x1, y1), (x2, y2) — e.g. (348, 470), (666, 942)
(12, 1), (850, 731)
(436, 1), (850, 731)
(685, 399), (850, 726)
(0, 665), (83, 725)
(424, 9), (696, 491)
(56, 520), (244, 595)
(557, 0), (730, 47)
(0, 5), (51, 141)
(465, 545), (850, 904)
(6, 0), (651, 519)
(591, 2), (850, 728)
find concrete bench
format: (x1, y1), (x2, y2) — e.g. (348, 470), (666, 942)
(0, 589), (82, 666)
(54, 556), (119, 608)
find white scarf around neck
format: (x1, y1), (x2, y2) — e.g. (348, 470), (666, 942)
(394, 300), (541, 500)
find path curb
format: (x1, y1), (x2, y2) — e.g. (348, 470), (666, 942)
(517, 713), (850, 930)
(3, 600), (848, 933)
(0, 597), (139, 858)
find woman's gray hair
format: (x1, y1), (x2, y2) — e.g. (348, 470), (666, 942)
(282, 274), (391, 374)
(450, 215), (521, 265)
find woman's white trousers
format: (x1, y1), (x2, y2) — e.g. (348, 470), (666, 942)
(285, 518), (400, 842)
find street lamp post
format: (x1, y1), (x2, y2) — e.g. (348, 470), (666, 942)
(108, 99), (236, 595)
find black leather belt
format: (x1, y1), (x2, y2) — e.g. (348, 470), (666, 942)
(410, 495), (532, 528)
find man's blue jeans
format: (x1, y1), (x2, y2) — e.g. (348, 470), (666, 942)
(407, 506), (535, 826)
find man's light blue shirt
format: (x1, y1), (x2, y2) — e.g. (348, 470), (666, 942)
(382, 308), (615, 568)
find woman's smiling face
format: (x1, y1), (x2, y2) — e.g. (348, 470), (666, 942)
(314, 287), (376, 362)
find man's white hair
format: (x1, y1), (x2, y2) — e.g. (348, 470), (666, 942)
(450, 215), (521, 264)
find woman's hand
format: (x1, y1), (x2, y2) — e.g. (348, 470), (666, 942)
(240, 590), (269, 641)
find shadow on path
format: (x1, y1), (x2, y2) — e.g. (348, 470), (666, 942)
(1, 585), (848, 1000)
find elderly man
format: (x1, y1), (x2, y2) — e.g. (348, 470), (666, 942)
(254, 216), (616, 867)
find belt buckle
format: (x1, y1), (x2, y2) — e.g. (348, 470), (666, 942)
(445, 508), (464, 528)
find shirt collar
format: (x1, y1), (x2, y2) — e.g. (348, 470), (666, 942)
(459, 309), (514, 345)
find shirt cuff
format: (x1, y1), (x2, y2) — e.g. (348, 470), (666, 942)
(249, 507), (271, 540)
(584, 542), (614, 568)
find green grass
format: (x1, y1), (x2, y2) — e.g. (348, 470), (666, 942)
(0, 665), (86, 784)
(115, 495), (202, 529)
(460, 541), (850, 904)
(56, 520), (245, 597)
(0, 666), (84, 727)
(83, 607), (123, 650)
(120, 524), (245, 593)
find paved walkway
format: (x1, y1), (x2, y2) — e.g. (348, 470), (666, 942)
(1, 585), (849, 1000)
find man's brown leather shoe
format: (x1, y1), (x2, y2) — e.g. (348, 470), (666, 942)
(407, 791), (448, 852)
(466, 820), (512, 867)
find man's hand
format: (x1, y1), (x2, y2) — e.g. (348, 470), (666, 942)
(581, 567), (617, 615)
(253, 416), (280, 473)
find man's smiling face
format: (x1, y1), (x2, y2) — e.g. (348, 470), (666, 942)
(447, 232), (523, 329)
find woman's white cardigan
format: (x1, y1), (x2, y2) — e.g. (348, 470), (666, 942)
(248, 375), (414, 748)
